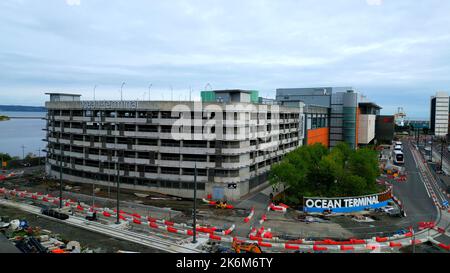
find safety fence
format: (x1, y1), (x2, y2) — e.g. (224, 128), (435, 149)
(1, 187), (445, 253)
(0, 187), (235, 237)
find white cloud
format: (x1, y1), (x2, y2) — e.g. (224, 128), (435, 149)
(65, 0), (81, 6)
(366, 0), (383, 5)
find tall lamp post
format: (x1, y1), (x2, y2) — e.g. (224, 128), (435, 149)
(192, 162), (198, 244)
(59, 144), (63, 209)
(440, 137), (446, 172)
(93, 85), (98, 101)
(148, 83), (153, 101)
(120, 82), (126, 101)
(36, 149), (41, 166)
(116, 159), (121, 224)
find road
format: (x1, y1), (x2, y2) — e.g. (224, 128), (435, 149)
(394, 140), (438, 227)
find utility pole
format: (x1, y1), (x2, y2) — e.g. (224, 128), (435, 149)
(192, 162), (197, 244)
(59, 144), (63, 209)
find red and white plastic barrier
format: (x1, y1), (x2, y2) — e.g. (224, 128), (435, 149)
(244, 207), (255, 223)
(259, 214), (267, 225)
(268, 203), (287, 213)
(418, 222), (436, 230)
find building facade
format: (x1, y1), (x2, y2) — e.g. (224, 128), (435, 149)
(303, 105), (330, 147)
(430, 91), (450, 137)
(44, 91), (301, 201)
(375, 115), (395, 143)
(276, 87), (359, 149)
(358, 102), (381, 145)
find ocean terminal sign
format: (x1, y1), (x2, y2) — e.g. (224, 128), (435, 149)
(80, 101), (139, 109)
(303, 188), (393, 213)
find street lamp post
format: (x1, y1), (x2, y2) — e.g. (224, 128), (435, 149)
(116, 160), (121, 225)
(192, 162), (198, 244)
(430, 136), (433, 162)
(59, 144), (63, 209)
(93, 85), (98, 101)
(36, 149), (41, 166)
(440, 137), (446, 172)
(148, 84), (153, 101)
(120, 82), (126, 101)
(21, 145), (26, 160)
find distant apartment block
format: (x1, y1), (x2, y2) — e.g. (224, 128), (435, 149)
(430, 91), (450, 137)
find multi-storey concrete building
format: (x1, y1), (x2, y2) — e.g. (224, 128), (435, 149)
(44, 90), (301, 200)
(430, 91), (450, 137)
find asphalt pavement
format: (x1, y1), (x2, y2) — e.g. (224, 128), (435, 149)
(393, 140), (438, 227)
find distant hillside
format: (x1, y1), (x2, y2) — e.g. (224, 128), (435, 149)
(0, 105), (46, 112)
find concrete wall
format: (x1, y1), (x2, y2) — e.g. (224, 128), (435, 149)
(358, 114), (376, 145)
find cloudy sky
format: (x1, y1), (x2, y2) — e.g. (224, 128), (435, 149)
(1, 0), (449, 118)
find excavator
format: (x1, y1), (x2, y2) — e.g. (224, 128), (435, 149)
(231, 241), (263, 254)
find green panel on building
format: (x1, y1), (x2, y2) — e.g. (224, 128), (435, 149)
(250, 91), (259, 103)
(201, 91), (216, 102)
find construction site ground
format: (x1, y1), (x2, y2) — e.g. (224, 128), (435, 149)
(1, 165), (426, 245)
(0, 205), (164, 253)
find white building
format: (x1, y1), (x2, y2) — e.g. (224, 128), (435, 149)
(431, 92), (449, 137)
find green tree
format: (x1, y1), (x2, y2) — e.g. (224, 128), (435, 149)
(0, 153), (12, 162)
(269, 142), (381, 205)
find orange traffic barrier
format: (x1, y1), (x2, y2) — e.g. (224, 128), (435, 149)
(376, 237), (388, 243)
(149, 222), (158, 229)
(51, 249), (66, 254)
(133, 218), (142, 225)
(103, 211), (111, 217)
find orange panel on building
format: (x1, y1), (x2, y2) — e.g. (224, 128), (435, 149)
(307, 128), (329, 148)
